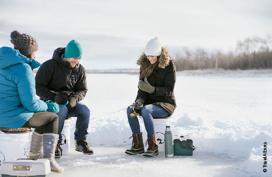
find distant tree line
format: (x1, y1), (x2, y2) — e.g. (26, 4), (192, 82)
(174, 36), (272, 71)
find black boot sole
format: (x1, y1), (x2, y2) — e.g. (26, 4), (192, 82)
(125, 149), (144, 155)
(55, 154), (61, 159)
(143, 151), (159, 157)
(75, 147), (94, 155)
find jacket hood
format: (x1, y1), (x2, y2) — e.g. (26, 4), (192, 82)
(0, 47), (40, 69)
(52, 47), (80, 69)
(137, 47), (170, 69)
(52, 47), (65, 61)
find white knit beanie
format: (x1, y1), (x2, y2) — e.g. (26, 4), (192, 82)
(144, 37), (162, 56)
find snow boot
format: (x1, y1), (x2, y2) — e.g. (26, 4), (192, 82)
(125, 133), (145, 155)
(29, 132), (43, 160)
(55, 142), (63, 159)
(143, 135), (158, 157)
(75, 140), (94, 155)
(43, 133), (64, 173)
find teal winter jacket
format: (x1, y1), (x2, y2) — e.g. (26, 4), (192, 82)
(0, 47), (48, 128)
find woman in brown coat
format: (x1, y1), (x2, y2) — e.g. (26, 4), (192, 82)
(126, 37), (176, 157)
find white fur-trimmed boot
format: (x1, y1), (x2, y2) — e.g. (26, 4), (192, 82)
(29, 132), (43, 160)
(43, 133), (64, 173)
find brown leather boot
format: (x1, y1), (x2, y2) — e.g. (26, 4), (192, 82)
(125, 133), (144, 155)
(143, 135), (158, 157)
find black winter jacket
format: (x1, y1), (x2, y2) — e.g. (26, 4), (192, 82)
(35, 48), (87, 102)
(136, 60), (176, 114)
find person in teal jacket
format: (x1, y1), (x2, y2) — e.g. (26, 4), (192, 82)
(0, 31), (63, 173)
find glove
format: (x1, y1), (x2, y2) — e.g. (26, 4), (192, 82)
(46, 100), (59, 113)
(55, 92), (69, 105)
(132, 99), (144, 112)
(129, 99), (144, 117)
(67, 97), (77, 111)
(138, 77), (155, 94)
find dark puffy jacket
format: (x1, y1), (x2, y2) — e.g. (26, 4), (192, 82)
(35, 48), (87, 102)
(136, 48), (176, 115)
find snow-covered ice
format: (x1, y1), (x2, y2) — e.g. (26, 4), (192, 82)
(0, 70), (271, 177)
(39, 70), (271, 177)
(0, 68), (271, 177)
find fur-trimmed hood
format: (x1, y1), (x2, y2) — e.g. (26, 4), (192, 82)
(137, 47), (170, 69)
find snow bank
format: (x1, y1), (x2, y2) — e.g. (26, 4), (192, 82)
(87, 110), (272, 157)
(81, 109), (272, 176)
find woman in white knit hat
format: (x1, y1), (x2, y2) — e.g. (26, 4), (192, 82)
(125, 37), (176, 157)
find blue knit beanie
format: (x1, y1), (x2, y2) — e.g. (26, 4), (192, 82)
(64, 40), (82, 59)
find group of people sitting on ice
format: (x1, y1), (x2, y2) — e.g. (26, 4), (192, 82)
(0, 31), (176, 173)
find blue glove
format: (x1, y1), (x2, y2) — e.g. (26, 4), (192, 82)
(46, 100), (59, 113)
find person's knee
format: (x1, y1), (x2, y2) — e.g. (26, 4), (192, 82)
(57, 105), (69, 118)
(77, 104), (90, 118)
(47, 112), (59, 122)
(127, 105), (136, 119)
(50, 113), (59, 127)
(140, 106), (150, 117)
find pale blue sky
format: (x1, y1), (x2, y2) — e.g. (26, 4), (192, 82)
(1, 0), (271, 69)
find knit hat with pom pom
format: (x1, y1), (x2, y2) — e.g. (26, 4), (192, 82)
(10, 30), (38, 57)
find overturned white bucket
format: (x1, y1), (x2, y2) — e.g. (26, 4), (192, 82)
(61, 119), (72, 155)
(0, 132), (31, 163)
(154, 118), (172, 153)
(141, 118), (172, 153)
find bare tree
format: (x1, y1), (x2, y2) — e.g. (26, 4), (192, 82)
(174, 36), (272, 71)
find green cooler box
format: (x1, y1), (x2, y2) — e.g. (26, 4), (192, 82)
(173, 139), (195, 156)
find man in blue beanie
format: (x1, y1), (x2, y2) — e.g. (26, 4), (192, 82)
(35, 40), (93, 158)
